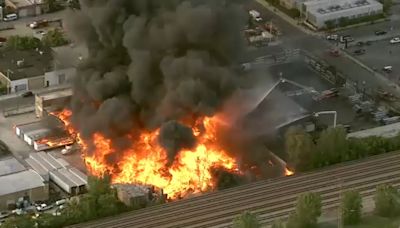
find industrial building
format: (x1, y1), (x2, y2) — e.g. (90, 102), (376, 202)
(26, 152), (88, 195)
(0, 157), (48, 210)
(4, 0), (47, 18)
(113, 184), (165, 208)
(304, 0), (383, 28)
(15, 118), (74, 151)
(35, 88), (72, 118)
(0, 48), (76, 94)
(277, 0), (383, 29)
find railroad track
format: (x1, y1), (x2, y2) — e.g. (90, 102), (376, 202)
(70, 151), (400, 228)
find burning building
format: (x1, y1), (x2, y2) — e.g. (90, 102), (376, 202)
(57, 0), (293, 200)
(14, 116), (75, 151)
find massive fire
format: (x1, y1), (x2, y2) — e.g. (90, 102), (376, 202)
(50, 109), (294, 199)
(52, 109), (238, 199)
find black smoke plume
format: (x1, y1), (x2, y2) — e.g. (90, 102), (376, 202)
(66, 0), (247, 161)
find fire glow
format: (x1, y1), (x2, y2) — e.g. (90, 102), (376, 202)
(51, 109), (294, 199)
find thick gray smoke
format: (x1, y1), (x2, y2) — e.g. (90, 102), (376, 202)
(66, 0), (247, 162)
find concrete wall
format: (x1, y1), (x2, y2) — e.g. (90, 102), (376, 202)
(0, 184), (49, 210)
(44, 68), (76, 87)
(28, 76), (45, 91)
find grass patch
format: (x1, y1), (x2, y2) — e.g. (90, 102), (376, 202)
(345, 215), (400, 228)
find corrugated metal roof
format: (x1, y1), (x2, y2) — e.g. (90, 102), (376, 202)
(50, 169), (76, 190)
(69, 168), (88, 183)
(15, 121), (43, 134)
(25, 157), (49, 181)
(29, 153), (54, 172)
(37, 152), (64, 170)
(58, 168), (86, 186)
(0, 170), (45, 196)
(0, 157), (26, 176)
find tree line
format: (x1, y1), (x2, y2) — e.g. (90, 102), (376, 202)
(5, 29), (69, 51)
(1, 175), (160, 228)
(233, 183), (400, 227)
(285, 126), (400, 173)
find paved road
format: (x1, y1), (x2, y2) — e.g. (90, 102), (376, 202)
(0, 10), (66, 37)
(248, 1), (400, 99)
(69, 151), (400, 228)
(0, 96), (34, 111)
(346, 39), (400, 81)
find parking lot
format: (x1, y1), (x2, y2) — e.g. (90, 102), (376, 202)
(346, 38), (400, 81)
(265, 59), (379, 131)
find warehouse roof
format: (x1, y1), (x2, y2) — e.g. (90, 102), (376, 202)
(0, 48), (54, 81)
(306, 0), (382, 15)
(0, 157), (26, 176)
(0, 170), (45, 196)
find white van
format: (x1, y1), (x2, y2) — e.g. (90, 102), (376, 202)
(3, 13), (18, 22)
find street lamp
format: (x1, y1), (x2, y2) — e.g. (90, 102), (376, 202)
(314, 110), (337, 128)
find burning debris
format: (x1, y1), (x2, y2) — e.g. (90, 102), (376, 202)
(59, 0), (293, 199)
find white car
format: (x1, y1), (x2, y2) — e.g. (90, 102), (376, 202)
(390, 37), (400, 44)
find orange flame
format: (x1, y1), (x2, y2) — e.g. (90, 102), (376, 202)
(53, 109), (238, 199)
(285, 167), (294, 176)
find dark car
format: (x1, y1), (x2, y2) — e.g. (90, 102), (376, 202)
(21, 91), (33, 97)
(353, 49), (366, 55)
(375, 30), (387, 35)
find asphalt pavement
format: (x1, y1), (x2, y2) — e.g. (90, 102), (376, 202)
(0, 97), (34, 111)
(347, 39), (400, 80)
(249, 1), (400, 99)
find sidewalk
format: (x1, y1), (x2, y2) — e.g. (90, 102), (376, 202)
(0, 84), (71, 101)
(255, 0), (320, 37)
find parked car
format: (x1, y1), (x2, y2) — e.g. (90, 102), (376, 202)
(55, 199), (67, 206)
(390, 37), (400, 44)
(3, 14), (18, 22)
(36, 203), (53, 212)
(375, 30), (387, 35)
(353, 49), (366, 55)
(383, 65), (393, 73)
(326, 34), (338, 41)
(21, 91), (33, 97)
(0, 211), (10, 219)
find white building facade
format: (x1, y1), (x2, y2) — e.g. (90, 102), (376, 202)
(304, 0), (383, 28)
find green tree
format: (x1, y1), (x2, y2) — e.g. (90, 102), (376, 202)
(338, 17), (349, 27)
(315, 127), (348, 166)
(341, 190), (363, 225)
(44, 0), (63, 12)
(36, 213), (66, 228)
(271, 219), (285, 228)
(233, 211), (261, 228)
(325, 20), (335, 30)
(382, 0), (393, 13)
(42, 29), (69, 47)
(285, 127), (315, 172)
(68, 0), (81, 9)
(6, 35), (41, 50)
(287, 192), (322, 228)
(374, 184), (400, 217)
(1, 215), (36, 228)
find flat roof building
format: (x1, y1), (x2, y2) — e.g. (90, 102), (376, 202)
(0, 48), (76, 94)
(304, 0), (383, 28)
(35, 88), (72, 118)
(26, 152), (87, 195)
(0, 157), (48, 210)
